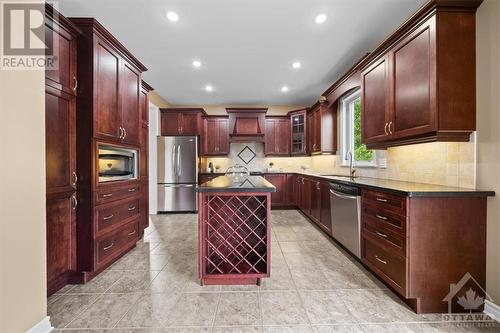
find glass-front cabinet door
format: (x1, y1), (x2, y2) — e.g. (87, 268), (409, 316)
(290, 110), (307, 155)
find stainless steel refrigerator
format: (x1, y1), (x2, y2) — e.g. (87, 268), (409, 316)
(157, 136), (198, 212)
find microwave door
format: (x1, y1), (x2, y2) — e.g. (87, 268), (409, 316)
(157, 136), (178, 184)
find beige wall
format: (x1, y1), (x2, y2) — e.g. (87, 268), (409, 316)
(167, 104), (305, 116)
(476, 0), (500, 306)
(148, 91), (171, 108)
(0, 69), (47, 329)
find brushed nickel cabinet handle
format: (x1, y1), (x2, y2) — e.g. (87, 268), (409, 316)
(376, 214), (388, 221)
(375, 255), (387, 265)
(103, 243), (114, 251)
(376, 231), (388, 238)
(72, 76), (78, 92)
(119, 127), (123, 139)
(316, 182), (320, 190)
(103, 193), (113, 198)
(376, 197), (388, 202)
(72, 171), (78, 186)
(384, 123), (388, 135)
(128, 230), (136, 236)
(128, 188), (136, 192)
(388, 121), (393, 135)
(128, 206), (136, 211)
(123, 128), (127, 140)
(103, 214), (114, 221)
(72, 195), (78, 210)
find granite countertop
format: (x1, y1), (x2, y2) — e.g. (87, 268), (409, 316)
(196, 175), (276, 193)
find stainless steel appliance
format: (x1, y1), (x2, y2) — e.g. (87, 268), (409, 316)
(98, 145), (138, 182)
(329, 182), (361, 258)
(157, 136), (198, 212)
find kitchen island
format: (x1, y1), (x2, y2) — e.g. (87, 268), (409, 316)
(197, 175), (276, 285)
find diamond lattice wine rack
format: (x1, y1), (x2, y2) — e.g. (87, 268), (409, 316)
(198, 192), (271, 285)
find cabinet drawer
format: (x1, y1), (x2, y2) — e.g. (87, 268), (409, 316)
(96, 221), (138, 268)
(362, 218), (406, 257)
(363, 237), (407, 296)
(362, 204), (407, 236)
(95, 183), (140, 205)
(95, 197), (140, 236)
(362, 190), (406, 216)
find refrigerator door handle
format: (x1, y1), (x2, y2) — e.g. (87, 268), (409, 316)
(177, 144), (182, 176)
(171, 144), (177, 176)
(160, 184), (195, 188)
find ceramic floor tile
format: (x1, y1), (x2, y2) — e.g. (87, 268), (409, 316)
(212, 327), (262, 333)
(262, 326), (313, 333)
(162, 328), (211, 333)
(67, 293), (141, 328)
(260, 291), (309, 325)
(290, 267), (334, 290)
(115, 292), (180, 328)
(66, 270), (124, 294)
(48, 294), (99, 328)
(299, 291), (356, 324)
(312, 324), (364, 332)
(106, 270), (160, 293)
(150, 268), (191, 293)
(162, 292), (220, 327)
(260, 268), (295, 291)
(214, 292), (261, 326)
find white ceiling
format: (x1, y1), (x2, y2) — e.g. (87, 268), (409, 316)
(58, 0), (426, 105)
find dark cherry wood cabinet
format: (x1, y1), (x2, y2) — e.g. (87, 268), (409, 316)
(45, 5), (80, 295)
(202, 116), (229, 156)
(286, 174), (297, 206)
(310, 180), (321, 223)
(289, 109), (308, 155)
(319, 181), (332, 233)
(160, 108), (205, 136)
(297, 176), (311, 215)
(308, 101), (336, 155)
(264, 174), (287, 207)
(71, 17), (147, 282)
(265, 117), (290, 156)
(226, 108), (267, 142)
(360, 2), (480, 148)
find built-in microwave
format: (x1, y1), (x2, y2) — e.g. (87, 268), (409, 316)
(98, 145), (138, 183)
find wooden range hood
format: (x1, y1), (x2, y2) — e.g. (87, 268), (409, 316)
(226, 107), (268, 142)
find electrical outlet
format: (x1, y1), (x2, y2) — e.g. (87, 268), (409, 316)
(378, 158), (387, 169)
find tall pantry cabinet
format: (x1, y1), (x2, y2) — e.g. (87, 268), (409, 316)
(45, 5), (81, 295)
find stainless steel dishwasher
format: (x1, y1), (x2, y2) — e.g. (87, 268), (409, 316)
(329, 182), (361, 258)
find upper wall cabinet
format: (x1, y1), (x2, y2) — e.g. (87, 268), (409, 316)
(202, 116), (229, 156)
(265, 117), (290, 156)
(289, 109), (308, 156)
(308, 101), (336, 155)
(226, 108), (267, 142)
(70, 18), (147, 146)
(360, 1), (480, 149)
(160, 108), (205, 136)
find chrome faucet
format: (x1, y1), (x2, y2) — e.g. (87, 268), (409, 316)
(347, 152), (356, 179)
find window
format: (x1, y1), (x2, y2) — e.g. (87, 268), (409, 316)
(340, 89), (375, 167)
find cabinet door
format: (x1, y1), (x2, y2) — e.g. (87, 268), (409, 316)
(286, 174), (297, 206)
(46, 192), (76, 292)
(203, 118), (219, 154)
(140, 86), (149, 126)
(181, 112), (200, 135)
(45, 90), (76, 195)
(94, 38), (121, 141)
(161, 112), (181, 135)
(361, 55), (390, 144)
(290, 112), (307, 155)
(139, 180), (149, 236)
(301, 178), (312, 215)
(390, 16), (436, 139)
(139, 89), (149, 179)
(217, 118), (229, 154)
(265, 119), (276, 155)
(265, 174), (286, 207)
(320, 182), (332, 233)
(276, 119), (291, 155)
(312, 110), (321, 153)
(310, 180), (321, 223)
(120, 61), (141, 144)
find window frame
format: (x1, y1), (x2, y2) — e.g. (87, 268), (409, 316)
(339, 89), (377, 167)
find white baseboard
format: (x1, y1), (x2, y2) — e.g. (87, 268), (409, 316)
(26, 317), (53, 333)
(485, 300), (500, 323)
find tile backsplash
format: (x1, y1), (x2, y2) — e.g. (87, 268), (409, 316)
(201, 139), (476, 189)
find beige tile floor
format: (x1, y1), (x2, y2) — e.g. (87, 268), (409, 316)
(49, 210), (499, 333)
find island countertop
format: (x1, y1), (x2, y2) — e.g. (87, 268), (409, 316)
(196, 175), (276, 193)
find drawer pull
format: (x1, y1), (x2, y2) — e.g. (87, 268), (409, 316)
(375, 255), (387, 265)
(103, 214), (114, 221)
(103, 193), (113, 198)
(376, 214), (388, 221)
(128, 206), (136, 211)
(128, 188), (136, 192)
(103, 243), (114, 251)
(376, 231), (388, 238)
(128, 230), (136, 236)
(376, 197), (388, 203)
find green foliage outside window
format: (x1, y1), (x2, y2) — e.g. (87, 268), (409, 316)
(353, 99), (374, 162)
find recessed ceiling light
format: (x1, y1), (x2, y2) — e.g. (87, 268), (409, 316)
(166, 11), (179, 22)
(315, 13), (327, 24)
(192, 60), (201, 68)
(205, 85), (213, 92)
(281, 86), (289, 93)
(292, 61), (301, 69)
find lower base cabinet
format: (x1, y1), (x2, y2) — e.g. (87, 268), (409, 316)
(264, 174), (287, 207)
